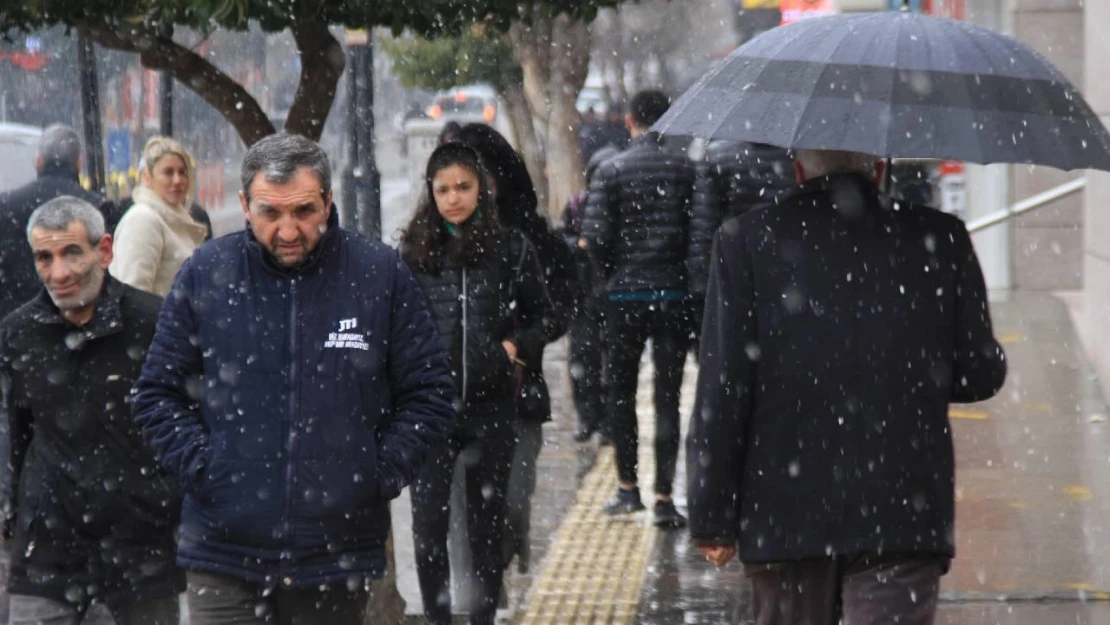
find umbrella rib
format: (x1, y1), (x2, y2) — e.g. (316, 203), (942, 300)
(981, 27), (1073, 168)
(788, 18), (879, 155)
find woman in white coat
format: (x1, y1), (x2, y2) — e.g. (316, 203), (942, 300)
(111, 136), (208, 297)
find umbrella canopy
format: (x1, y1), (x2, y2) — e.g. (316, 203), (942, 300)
(652, 11), (1110, 172)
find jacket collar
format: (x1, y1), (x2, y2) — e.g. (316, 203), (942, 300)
(245, 204), (341, 278)
(29, 275), (126, 341)
(37, 164), (81, 183)
(788, 173), (892, 216)
(628, 132), (665, 151)
(132, 186), (209, 243)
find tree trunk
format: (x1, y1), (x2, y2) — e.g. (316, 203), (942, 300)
(499, 82), (548, 212)
(286, 21), (345, 141)
(80, 22), (275, 146)
(542, 15), (589, 220)
(509, 11), (589, 221)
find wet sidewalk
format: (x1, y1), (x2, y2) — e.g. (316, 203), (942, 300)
(492, 291), (1110, 624)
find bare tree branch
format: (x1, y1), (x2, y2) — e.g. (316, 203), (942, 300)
(285, 20), (345, 141)
(79, 21), (275, 146)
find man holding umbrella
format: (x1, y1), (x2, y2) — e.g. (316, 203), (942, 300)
(687, 148), (1007, 623)
(666, 7), (1110, 622)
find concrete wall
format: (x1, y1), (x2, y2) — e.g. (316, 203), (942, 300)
(1008, 0), (1085, 290)
(1082, 0), (1110, 400)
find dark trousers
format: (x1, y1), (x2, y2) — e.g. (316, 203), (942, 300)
(411, 419), (515, 625)
(7, 594), (179, 625)
(568, 299), (606, 431)
(606, 299), (692, 496)
(503, 418), (544, 573)
(745, 554), (947, 625)
(185, 571), (368, 625)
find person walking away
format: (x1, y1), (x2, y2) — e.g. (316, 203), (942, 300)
(110, 136), (207, 296)
(451, 123), (570, 574)
(582, 90), (697, 528)
(687, 149), (1008, 625)
(402, 142), (551, 624)
(0, 124), (121, 320)
(131, 134), (456, 625)
(688, 141), (793, 326)
(0, 196), (183, 625)
(562, 145), (619, 443)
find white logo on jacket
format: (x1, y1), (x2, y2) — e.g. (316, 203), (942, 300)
(325, 318), (369, 351)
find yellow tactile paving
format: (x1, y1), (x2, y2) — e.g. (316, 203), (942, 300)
(517, 448), (658, 625)
(518, 400), (663, 624)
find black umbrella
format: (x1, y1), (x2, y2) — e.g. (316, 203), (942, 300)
(652, 11), (1110, 172)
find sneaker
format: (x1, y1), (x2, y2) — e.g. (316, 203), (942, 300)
(653, 500), (687, 529)
(604, 487), (646, 516)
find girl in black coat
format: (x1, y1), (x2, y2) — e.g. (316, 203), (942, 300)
(402, 142), (550, 625)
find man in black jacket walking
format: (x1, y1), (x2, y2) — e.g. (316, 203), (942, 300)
(686, 149), (1007, 625)
(0, 196), (182, 624)
(688, 141), (794, 301)
(0, 125), (122, 321)
(583, 90), (696, 528)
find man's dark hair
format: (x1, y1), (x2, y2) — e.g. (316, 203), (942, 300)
(628, 90), (671, 128)
(241, 133), (331, 200)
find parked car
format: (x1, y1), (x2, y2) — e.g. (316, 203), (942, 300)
(0, 122), (43, 192)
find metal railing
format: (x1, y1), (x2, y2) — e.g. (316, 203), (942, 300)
(966, 177), (1087, 234)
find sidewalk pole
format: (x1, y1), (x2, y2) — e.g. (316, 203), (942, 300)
(343, 29), (381, 238)
(76, 34), (105, 194)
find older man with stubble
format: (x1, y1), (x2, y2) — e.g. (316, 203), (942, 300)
(0, 196), (183, 625)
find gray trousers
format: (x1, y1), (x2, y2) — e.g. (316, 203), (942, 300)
(185, 571), (369, 625)
(745, 553), (947, 625)
(7, 594), (179, 625)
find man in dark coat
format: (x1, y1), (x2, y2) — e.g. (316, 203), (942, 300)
(0, 196), (183, 624)
(686, 149), (1008, 625)
(0, 124), (122, 321)
(582, 90), (696, 528)
(131, 134), (456, 625)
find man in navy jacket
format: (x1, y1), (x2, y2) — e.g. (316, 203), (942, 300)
(132, 134), (456, 624)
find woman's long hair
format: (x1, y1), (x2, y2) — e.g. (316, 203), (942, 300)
(402, 142), (501, 275)
(453, 123), (538, 227)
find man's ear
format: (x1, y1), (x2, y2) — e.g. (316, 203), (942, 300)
(239, 190), (250, 218)
(793, 160), (806, 184)
(97, 234), (114, 270)
(34, 154), (44, 172)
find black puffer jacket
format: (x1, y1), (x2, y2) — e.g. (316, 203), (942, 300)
(409, 229), (552, 420)
(582, 134), (696, 295)
(688, 141), (795, 297)
(0, 277), (183, 611)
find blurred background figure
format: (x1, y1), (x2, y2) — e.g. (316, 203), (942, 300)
(451, 123), (570, 576)
(110, 136), (207, 297)
(561, 144), (620, 443)
(687, 140), (794, 343)
(0, 124), (120, 319)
